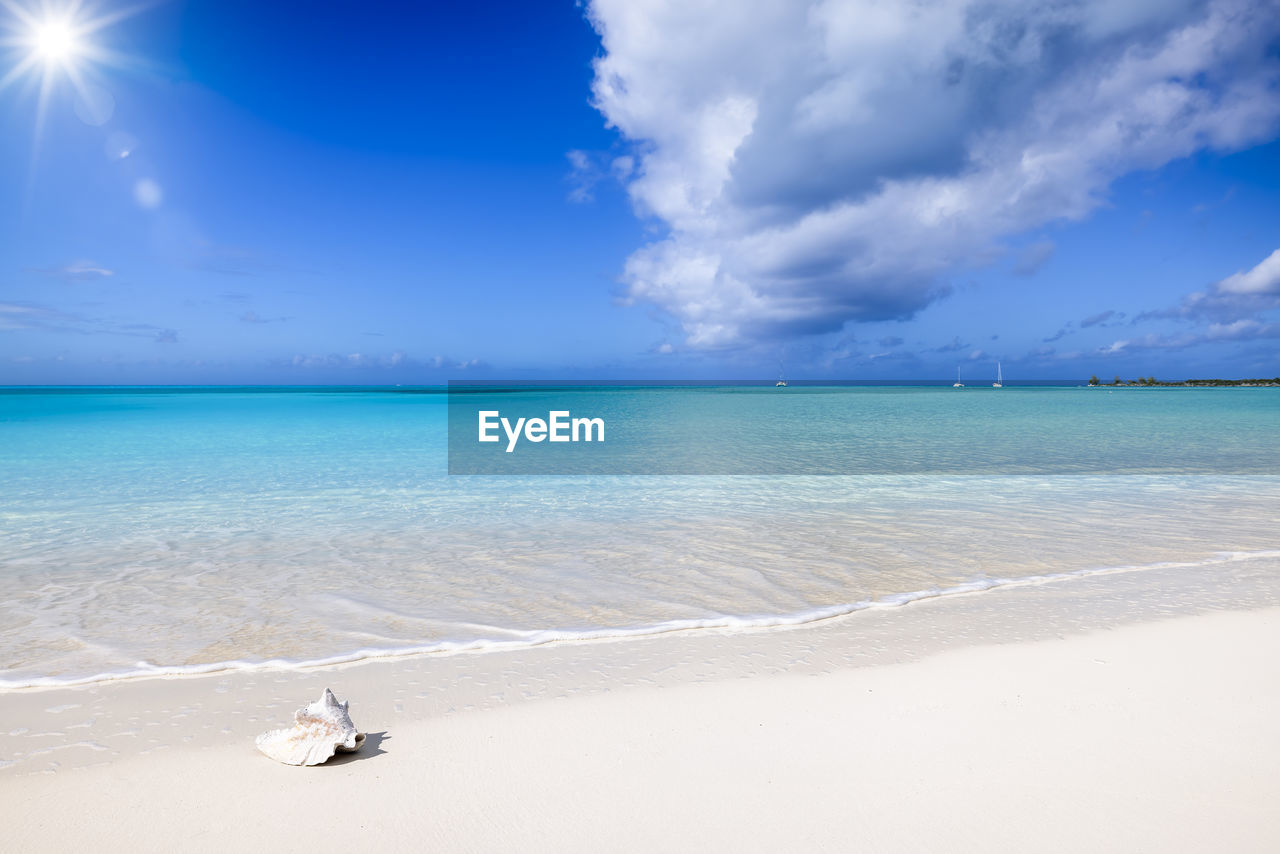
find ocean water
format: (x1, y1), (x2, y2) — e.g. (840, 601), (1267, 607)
(2, 385), (1278, 688)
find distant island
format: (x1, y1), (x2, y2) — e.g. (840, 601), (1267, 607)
(1087, 375), (1280, 387)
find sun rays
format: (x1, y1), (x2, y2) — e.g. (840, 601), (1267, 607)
(0, 1), (148, 145)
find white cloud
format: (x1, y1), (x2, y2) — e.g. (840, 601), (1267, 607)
(1096, 317), (1280, 354)
(289, 352), (428, 370)
(587, 0), (1280, 349)
(63, 262), (113, 278)
(610, 155), (635, 180)
(27, 262), (114, 282)
(568, 150), (639, 202)
(0, 301), (183, 341)
(0, 303), (42, 330)
(1206, 318), (1280, 340)
(566, 149), (598, 203)
(1215, 248), (1280, 296)
(1144, 246), (1280, 321)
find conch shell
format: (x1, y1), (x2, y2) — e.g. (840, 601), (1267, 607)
(255, 688), (365, 766)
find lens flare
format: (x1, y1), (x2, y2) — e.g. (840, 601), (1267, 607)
(2, 1), (147, 92)
(1, 1), (150, 149)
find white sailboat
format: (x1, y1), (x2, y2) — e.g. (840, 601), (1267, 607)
(992, 362), (1003, 388)
(953, 367), (964, 388)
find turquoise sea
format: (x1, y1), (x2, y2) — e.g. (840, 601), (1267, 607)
(2, 384), (1278, 688)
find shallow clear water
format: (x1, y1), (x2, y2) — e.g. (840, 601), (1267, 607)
(2, 386), (1278, 687)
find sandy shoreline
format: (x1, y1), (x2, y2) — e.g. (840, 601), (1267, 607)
(5, 559), (1280, 852)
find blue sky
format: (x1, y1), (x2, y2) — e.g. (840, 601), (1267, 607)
(2, 0), (1279, 383)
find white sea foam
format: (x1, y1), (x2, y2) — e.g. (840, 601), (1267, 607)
(4, 548), (1276, 691)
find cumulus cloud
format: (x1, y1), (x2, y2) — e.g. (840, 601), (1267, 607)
(1215, 248), (1280, 296)
(587, 0), (1280, 349)
(1142, 247), (1280, 322)
(1207, 318), (1280, 340)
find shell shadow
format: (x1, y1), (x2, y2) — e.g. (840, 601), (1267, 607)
(328, 731), (389, 765)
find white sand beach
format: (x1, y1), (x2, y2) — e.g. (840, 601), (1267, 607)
(5, 0), (1280, 849)
(4, 560), (1279, 853)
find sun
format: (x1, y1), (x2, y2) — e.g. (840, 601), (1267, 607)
(33, 18), (79, 63)
(0, 1), (151, 146)
(1, 1), (142, 87)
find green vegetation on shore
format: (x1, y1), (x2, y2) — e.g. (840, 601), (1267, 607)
(1086, 375), (1280, 387)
